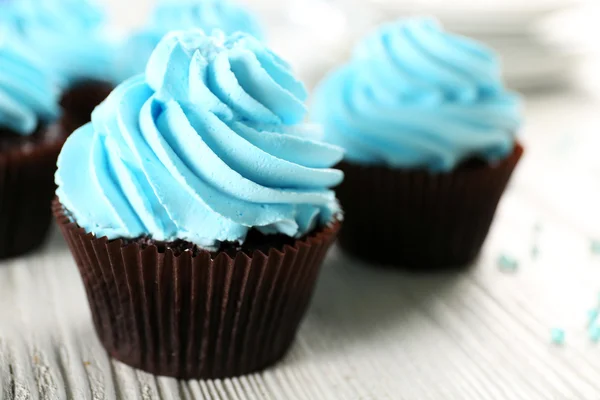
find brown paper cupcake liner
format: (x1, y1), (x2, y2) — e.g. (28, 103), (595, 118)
(0, 126), (67, 259)
(53, 199), (340, 379)
(336, 144), (524, 270)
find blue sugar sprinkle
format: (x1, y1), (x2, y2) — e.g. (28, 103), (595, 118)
(551, 328), (565, 345)
(498, 254), (518, 272)
(592, 240), (600, 254)
(531, 245), (539, 259)
(588, 309), (599, 326)
(590, 325), (600, 343)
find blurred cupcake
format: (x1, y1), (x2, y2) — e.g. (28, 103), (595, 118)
(2, 0), (116, 131)
(0, 31), (62, 259)
(312, 18), (523, 269)
(54, 29), (342, 378)
(116, 0), (264, 81)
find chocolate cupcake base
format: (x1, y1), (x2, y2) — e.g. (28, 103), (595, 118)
(336, 144), (524, 270)
(60, 80), (114, 133)
(54, 200), (340, 379)
(0, 125), (68, 259)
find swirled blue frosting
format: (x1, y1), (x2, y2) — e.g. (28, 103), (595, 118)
(0, 0), (115, 86)
(312, 18), (523, 171)
(56, 30), (343, 248)
(0, 30), (60, 135)
(117, 0), (264, 81)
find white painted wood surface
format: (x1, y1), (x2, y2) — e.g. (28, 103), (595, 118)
(2, 91), (600, 399)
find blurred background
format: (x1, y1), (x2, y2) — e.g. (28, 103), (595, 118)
(100, 0), (600, 240)
(103, 0), (600, 93)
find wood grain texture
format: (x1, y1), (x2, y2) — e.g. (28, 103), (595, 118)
(2, 93), (600, 399)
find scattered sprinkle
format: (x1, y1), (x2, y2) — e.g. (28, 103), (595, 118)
(551, 328), (565, 345)
(592, 240), (600, 254)
(588, 309), (599, 326)
(497, 254), (518, 272)
(531, 245), (539, 259)
(83, 361), (91, 367)
(590, 325), (600, 343)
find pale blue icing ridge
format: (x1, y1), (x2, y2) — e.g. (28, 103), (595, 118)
(1, 0), (116, 86)
(0, 30), (60, 135)
(311, 18), (523, 171)
(56, 30), (343, 248)
(116, 0), (264, 81)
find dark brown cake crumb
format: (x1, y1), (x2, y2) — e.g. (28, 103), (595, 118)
(458, 156), (489, 169)
(122, 228), (299, 258)
(60, 80), (114, 131)
(0, 124), (67, 154)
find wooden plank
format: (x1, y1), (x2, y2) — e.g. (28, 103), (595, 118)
(2, 93), (600, 399)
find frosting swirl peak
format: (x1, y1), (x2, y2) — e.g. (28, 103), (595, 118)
(312, 18), (523, 171)
(56, 30), (343, 248)
(117, 0), (264, 81)
(0, 30), (60, 135)
(1, 0), (115, 86)
(146, 31), (306, 125)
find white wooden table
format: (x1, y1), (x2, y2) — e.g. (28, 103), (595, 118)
(2, 89), (600, 399)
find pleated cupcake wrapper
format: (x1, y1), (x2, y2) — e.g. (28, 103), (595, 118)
(336, 144), (524, 270)
(53, 200), (340, 379)
(0, 137), (65, 259)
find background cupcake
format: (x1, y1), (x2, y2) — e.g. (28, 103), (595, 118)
(312, 18), (523, 270)
(55, 29), (342, 378)
(116, 0), (264, 81)
(0, 30), (63, 259)
(1, 0), (116, 131)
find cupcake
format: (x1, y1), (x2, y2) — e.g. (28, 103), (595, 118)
(0, 30), (63, 259)
(117, 0), (264, 81)
(312, 18), (523, 269)
(54, 29), (343, 378)
(2, 0), (116, 131)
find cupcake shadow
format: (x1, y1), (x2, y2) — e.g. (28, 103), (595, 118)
(44, 223), (70, 256)
(293, 247), (464, 359)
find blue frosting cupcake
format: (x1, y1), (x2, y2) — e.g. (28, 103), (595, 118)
(311, 18), (524, 269)
(0, 29), (65, 259)
(313, 18), (522, 171)
(54, 29), (342, 379)
(1, 0), (117, 130)
(58, 29), (342, 247)
(1, 0), (116, 87)
(117, 0), (264, 81)
(0, 31), (60, 136)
